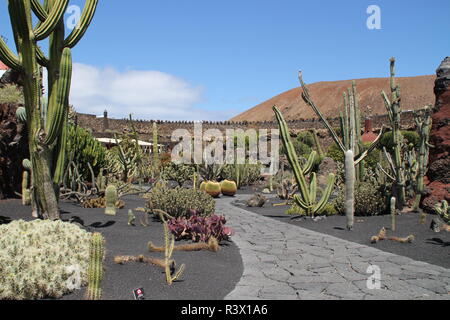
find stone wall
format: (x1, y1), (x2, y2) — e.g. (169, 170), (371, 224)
(76, 109), (419, 150)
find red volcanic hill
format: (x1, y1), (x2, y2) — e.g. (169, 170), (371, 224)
(231, 75), (436, 122)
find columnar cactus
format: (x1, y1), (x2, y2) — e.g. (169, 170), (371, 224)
(345, 151), (356, 230)
(0, 0), (99, 220)
(311, 129), (324, 158)
(381, 58), (407, 209)
(85, 232), (105, 300)
(413, 107), (432, 209)
(161, 214), (185, 285)
(391, 197), (397, 232)
(273, 107), (335, 218)
(299, 72), (385, 229)
(22, 171), (31, 206)
(105, 185), (118, 216)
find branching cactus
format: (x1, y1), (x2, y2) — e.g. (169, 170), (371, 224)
(434, 200), (449, 224)
(86, 232), (105, 301)
(299, 72), (385, 229)
(380, 58), (407, 209)
(273, 107), (335, 218)
(0, 0), (98, 220)
(160, 213), (185, 285)
(413, 107), (432, 209)
(105, 185), (118, 216)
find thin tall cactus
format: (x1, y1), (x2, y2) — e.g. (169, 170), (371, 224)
(0, 0), (98, 220)
(273, 107), (335, 218)
(413, 107), (432, 209)
(380, 58), (407, 209)
(299, 72), (385, 230)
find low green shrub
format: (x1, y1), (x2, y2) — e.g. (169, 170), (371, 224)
(333, 181), (387, 216)
(285, 202), (337, 217)
(379, 131), (420, 151)
(222, 163), (262, 187)
(161, 162), (194, 187)
(147, 184), (215, 218)
(0, 220), (91, 300)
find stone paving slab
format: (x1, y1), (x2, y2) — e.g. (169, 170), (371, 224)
(220, 196), (450, 300)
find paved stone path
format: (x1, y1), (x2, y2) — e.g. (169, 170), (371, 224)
(219, 195), (450, 300)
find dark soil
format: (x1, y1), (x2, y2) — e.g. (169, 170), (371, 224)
(234, 195), (450, 269)
(0, 195), (243, 300)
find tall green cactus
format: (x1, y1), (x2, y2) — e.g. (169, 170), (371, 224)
(311, 129), (324, 158)
(299, 72), (385, 230)
(413, 107), (432, 209)
(22, 171), (31, 206)
(0, 0), (98, 220)
(86, 232), (105, 300)
(273, 107), (335, 218)
(380, 58), (407, 209)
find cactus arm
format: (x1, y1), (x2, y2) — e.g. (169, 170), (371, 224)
(299, 72), (346, 153)
(354, 126), (386, 165)
(294, 195), (310, 211)
(273, 106), (311, 206)
(64, 0), (99, 48)
(36, 46), (50, 67)
(31, 0), (48, 21)
(34, 0), (69, 41)
(377, 163), (395, 181)
(309, 172), (317, 204)
(381, 90), (394, 122)
(0, 36), (22, 70)
(302, 151), (316, 175)
(44, 47), (72, 146)
(313, 173), (336, 216)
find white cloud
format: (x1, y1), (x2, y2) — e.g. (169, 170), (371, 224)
(66, 63), (215, 121)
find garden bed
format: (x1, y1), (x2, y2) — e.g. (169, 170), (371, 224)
(233, 193), (450, 269)
(0, 195), (243, 300)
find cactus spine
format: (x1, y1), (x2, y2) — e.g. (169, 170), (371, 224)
(0, 0), (98, 220)
(273, 107), (335, 218)
(86, 232), (105, 300)
(299, 72), (385, 229)
(391, 197), (397, 232)
(381, 58), (407, 209)
(105, 185), (117, 216)
(311, 129), (324, 158)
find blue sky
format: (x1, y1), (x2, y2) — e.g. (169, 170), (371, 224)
(1, 0), (449, 120)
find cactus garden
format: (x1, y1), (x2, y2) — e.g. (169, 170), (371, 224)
(0, 0), (449, 302)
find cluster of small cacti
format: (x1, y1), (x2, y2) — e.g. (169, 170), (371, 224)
(221, 163), (262, 189)
(161, 162), (195, 187)
(147, 184), (215, 219)
(0, 220), (91, 300)
(85, 233), (105, 300)
(82, 197), (125, 210)
(66, 124), (108, 181)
